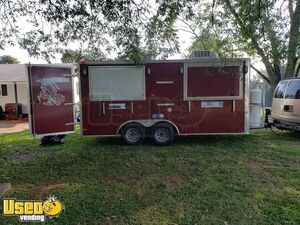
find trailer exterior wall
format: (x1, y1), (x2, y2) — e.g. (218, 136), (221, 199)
(80, 59), (249, 136)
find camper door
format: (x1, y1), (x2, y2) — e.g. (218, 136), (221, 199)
(28, 65), (75, 136)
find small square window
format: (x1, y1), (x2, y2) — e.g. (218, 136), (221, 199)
(1, 84), (7, 96)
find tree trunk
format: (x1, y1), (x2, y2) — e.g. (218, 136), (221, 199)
(266, 65), (281, 91)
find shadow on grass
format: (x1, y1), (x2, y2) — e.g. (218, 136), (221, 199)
(175, 134), (247, 145)
(91, 133), (250, 147)
(39, 142), (65, 147)
(92, 136), (158, 147)
(23, 129), (298, 152)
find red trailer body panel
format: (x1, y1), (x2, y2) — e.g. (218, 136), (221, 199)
(28, 65), (75, 136)
(80, 59), (250, 136)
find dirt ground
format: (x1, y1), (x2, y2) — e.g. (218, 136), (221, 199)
(0, 120), (29, 134)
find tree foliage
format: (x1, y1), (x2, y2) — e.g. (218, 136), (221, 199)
(0, 55), (20, 64)
(0, 0), (195, 63)
(61, 49), (105, 63)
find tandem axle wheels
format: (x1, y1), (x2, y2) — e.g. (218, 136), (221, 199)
(121, 122), (176, 146)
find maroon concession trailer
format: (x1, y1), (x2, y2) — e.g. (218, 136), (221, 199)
(28, 57), (250, 145)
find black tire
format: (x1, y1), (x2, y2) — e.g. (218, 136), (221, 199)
(151, 123), (175, 146)
(121, 123), (146, 145)
(41, 135), (66, 144)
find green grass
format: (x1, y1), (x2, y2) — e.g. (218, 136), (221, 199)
(0, 128), (300, 225)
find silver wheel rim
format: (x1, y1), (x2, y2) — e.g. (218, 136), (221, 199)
(125, 128), (141, 143)
(154, 128), (170, 143)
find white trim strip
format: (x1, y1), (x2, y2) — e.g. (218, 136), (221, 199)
(66, 122), (78, 126)
(244, 59), (251, 134)
(232, 100), (236, 112)
(65, 102), (79, 106)
(34, 130), (75, 137)
(156, 81), (174, 84)
(157, 103), (174, 106)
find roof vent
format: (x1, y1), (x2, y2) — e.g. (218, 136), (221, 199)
(190, 50), (219, 59)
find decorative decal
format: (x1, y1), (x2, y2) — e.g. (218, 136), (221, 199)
(37, 78), (67, 106)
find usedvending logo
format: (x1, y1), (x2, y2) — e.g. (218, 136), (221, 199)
(2, 196), (64, 222)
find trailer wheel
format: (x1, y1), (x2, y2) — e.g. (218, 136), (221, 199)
(151, 123), (175, 146)
(121, 124), (145, 145)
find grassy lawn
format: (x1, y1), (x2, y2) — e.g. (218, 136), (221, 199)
(0, 128), (300, 225)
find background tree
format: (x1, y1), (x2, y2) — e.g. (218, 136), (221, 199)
(186, 0), (300, 89)
(61, 50), (84, 64)
(0, 55), (20, 64)
(61, 49), (106, 63)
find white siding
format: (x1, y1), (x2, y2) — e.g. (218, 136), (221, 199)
(0, 82), (29, 114)
(17, 83), (29, 114)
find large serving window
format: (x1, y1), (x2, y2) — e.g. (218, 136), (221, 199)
(184, 63), (243, 100)
(89, 66), (145, 101)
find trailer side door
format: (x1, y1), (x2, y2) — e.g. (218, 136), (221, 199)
(28, 65), (75, 136)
